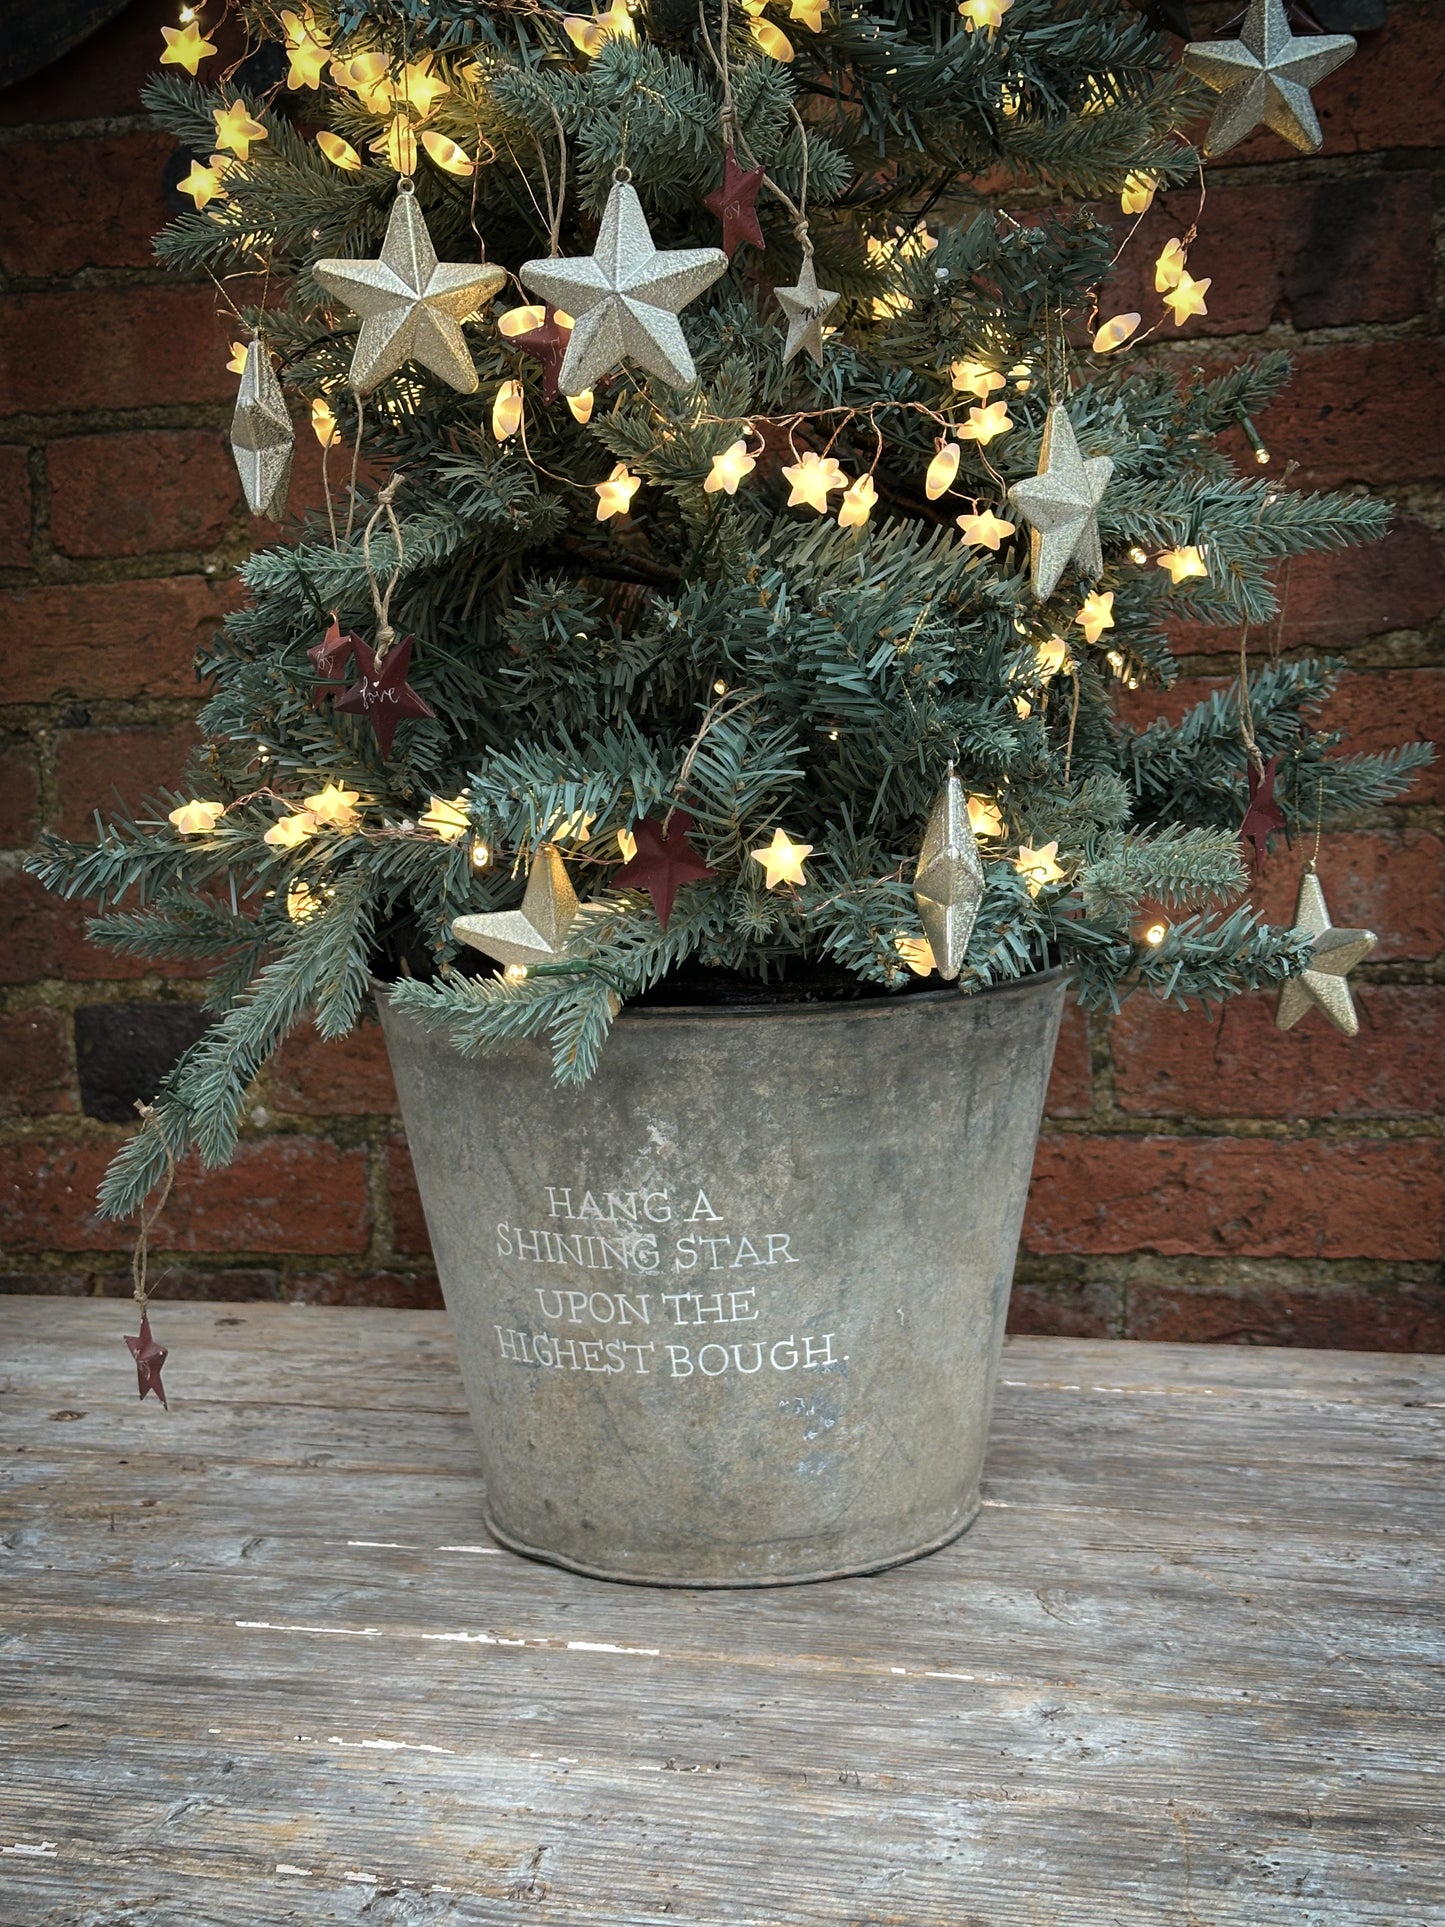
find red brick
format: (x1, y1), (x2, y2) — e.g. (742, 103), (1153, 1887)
(1325, 670), (1444, 806)
(0, 134), (173, 278)
(48, 432), (238, 559)
(2, 577), (234, 704)
(93, 1266), (282, 1301)
(1006, 1277), (1115, 1338)
(1044, 1001), (1091, 1119)
(269, 1020), (398, 1117)
(0, 735), (40, 845)
(1023, 1135), (1442, 1262)
(386, 1135), (433, 1256)
(1124, 1281), (1445, 1354)
(0, 1006), (74, 1116)
(1250, 830), (1443, 964)
(0, 0), (243, 127)
(1111, 987), (1441, 1120)
(0, 286), (235, 417)
(1104, 175), (1432, 335)
(0, 1135), (371, 1255)
(0, 866), (198, 985)
(55, 723), (199, 839)
(1251, 342), (1445, 489)
(285, 1269), (444, 1309)
(0, 446), (32, 567)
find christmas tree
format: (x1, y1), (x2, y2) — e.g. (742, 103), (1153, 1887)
(27, 0), (1430, 1219)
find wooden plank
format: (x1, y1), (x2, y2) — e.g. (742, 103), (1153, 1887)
(1, 1299), (1442, 1927)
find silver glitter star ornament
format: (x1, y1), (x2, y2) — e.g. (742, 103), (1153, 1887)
(518, 175), (727, 394)
(452, 845), (579, 970)
(913, 766), (985, 981)
(1183, 0), (1355, 156)
(1275, 864), (1376, 1036)
(313, 183), (507, 395)
(774, 251), (840, 366)
(1008, 404), (1114, 601)
(230, 335), (293, 520)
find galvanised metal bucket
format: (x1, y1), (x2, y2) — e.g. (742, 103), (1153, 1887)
(377, 969), (1066, 1587)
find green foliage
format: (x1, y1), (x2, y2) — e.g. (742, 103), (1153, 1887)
(28, 0), (1428, 1217)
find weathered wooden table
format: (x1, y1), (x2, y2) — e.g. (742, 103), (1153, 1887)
(2, 1300), (1441, 1926)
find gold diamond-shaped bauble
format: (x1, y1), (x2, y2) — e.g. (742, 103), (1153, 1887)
(1183, 0), (1355, 156)
(519, 178), (728, 395)
(913, 769), (985, 981)
(1274, 865), (1376, 1037)
(230, 335), (293, 520)
(314, 186), (507, 395)
(774, 252), (840, 367)
(1008, 404), (1114, 602)
(452, 845), (579, 970)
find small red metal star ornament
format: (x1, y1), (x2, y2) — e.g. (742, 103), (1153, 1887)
(334, 633), (437, 758)
(1240, 753), (1287, 862)
(705, 146), (766, 260)
(124, 1312), (169, 1407)
(307, 614), (359, 709)
(516, 306), (572, 404)
(612, 811), (716, 930)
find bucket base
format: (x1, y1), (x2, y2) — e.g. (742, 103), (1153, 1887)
(480, 1489), (982, 1589)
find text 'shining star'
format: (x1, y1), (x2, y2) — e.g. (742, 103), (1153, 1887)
(1183, 0), (1356, 156)
(913, 767), (985, 981)
(230, 336), (294, 520)
(452, 844), (580, 969)
(1275, 864), (1376, 1036)
(314, 186), (507, 395)
(774, 251), (841, 367)
(518, 177), (727, 395)
(1007, 404), (1114, 601)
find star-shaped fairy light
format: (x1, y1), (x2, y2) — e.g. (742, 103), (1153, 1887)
(751, 829), (813, 890)
(1015, 840), (1065, 896)
(230, 337), (293, 520)
(837, 473), (877, 528)
(704, 439), (756, 495)
(1158, 545), (1209, 585)
(1274, 864), (1376, 1035)
(453, 844), (580, 969)
(179, 159), (226, 210)
(705, 146), (767, 259)
(611, 812), (717, 929)
(774, 252), (840, 366)
(519, 178), (727, 393)
(1008, 404), (1114, 601)
(1183, 0), (1355, 155)
(314, 187), (507, 396)
(595, 463), (642, 521)
(957, 508), (1015, 550)
(160, 19), (217, 72)
(213, 99), (268, 161)
(1240, 754), (1287, 861)
(125, 1312), (169, 1406)
(783, 450), (847, 513)
(959, 400), (1013, 445)
(1074, 590), (1115, 644)
(333, 635), (437, 758)
(913, 766), (985, 980)
(1163, 270), (1211, 327)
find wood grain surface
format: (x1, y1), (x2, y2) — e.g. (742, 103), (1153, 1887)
(1, 1299), (1441, 1927)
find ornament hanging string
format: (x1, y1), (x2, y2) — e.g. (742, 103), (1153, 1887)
(698, 0), (811, 235)
(665, 689), (763, 831)
(361, 475), (406, 660)
(128, 1102), (178, 1316)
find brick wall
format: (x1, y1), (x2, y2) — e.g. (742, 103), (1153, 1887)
(1, 0), (1440, 1342)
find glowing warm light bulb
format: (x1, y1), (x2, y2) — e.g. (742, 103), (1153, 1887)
(751, 828), (813, 890)
(227, 340), (248, 375)
(287, 879), (321, 923)
(498, 304), (548, 338)
(1154, 238), (1187, 293)
(967, 795), (1004, 838)
(279, 10), (329, 88)
(264, 811), (318, 849)
(178, 160), (226, 208)
(566, 389), (595, 425)
(704, 439), (756, 496)
(420, 794), (471, 841)
(492, 378), (525, 442)
(548, 809), (596, 843)
(595, 462), (641, 521)
(1163, 271), (1210, 328)
(168, 799), (226, 836)
(160, 19), (217, 73)
(925, 440), (961, 501)
(421, 131), (474, 177)
(302, 781), (362, 831)
(399, 56), (449, 116)
(332, 52), (393, 110)
(957, 0), (1012, 32)
(470, 838), (492, 869)
(951, 358), (1005, 399)
(371, 116), (418, 176)
(782, 450), (847, 514)
(752, 18), (796, 59)
(837, 472), (878, 529)
(1128, 545), (1148, 566)
(311, 397), (340, 447)
(1157, 545), (1208, 586)
(1106, 651), (1125, 676)
(316, 130), (361, 171)
(616, 827), (638, 863)
(1035, 636), (1068, 680)
(896, 934), (937, 976)
(959, 401), (1012, 445)
(713, 679), (728, 695)
(1015, 840), (1065, 897)
(790, 0), (829, 26)
(1120, 170), (1157, 216)
(1074, 591), (1115, 645)
(503, 963), (529, 982)
(1008, 363), (1032, 391)
(213, 101), (268, 161)
(1143, 921), (1168, 946)
(1092, 312), (1140, 354)
(956, 508), (1014, 550)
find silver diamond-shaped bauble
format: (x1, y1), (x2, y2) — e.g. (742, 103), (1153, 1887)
(230, 334), (293, 520)
(1008, 404), (1114, 602)
(314, 184), (507, 395)
(1274, 864), (1376, 1036)
(452, 845), (579, 970)
(1183, 0), (1355, 156)
(913, 768), (985, 981)
(774, 251), (840, 367)
(518, 176), (728, 395)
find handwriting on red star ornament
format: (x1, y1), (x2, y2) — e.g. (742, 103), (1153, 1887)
(515, 306), (572, 404)
(1240, 754), (1287, 862)
(611, 811), (716, 929)
(124, 1312), (169, 1407)
(307, 614), (359, 709)
(704, 146), (766, 260)
(334, 634), (437, 758)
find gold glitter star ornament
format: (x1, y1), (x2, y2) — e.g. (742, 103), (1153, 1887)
(230, 336), (293, 519)
(314, 183), (507, 395)
(1183, 0), (1355, 157)
(519, 175), (727, 393)
(452, 845), (579, 970)
(913, 766), (986, 980)
(1007, 404), (1114, 601)
(1274, 864), (1376, 1037)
